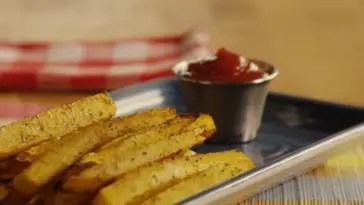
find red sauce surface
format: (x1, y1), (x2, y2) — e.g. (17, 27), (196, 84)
(187, 48), (264, 82)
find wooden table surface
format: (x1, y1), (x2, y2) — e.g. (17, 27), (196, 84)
(0, 0), (363, 106)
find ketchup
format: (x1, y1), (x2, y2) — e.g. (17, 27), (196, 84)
(187, 48), (264, 82)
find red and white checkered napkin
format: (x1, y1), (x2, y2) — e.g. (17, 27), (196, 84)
(0, 31), (210, 90)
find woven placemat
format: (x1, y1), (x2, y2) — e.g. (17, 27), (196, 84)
(239, 146), (364, 205)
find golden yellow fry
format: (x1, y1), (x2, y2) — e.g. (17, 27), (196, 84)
(95, 115), (193, 151)
(94, 150), (253, 205)
(0, 138), (63, 175)
(62, 127), (207, 193)
(52, 149), (196, 205)
(18, 115), (185, 164)
(93, 113), (214, 155)
(0, 92), (116, 159)
(139, 161), (253, 205)
(79, 116), (195, 165)
(16, 137), (63, 163)
(0, 144), (51, 180)
(182, 114), (216, 138)
(13, 108), (176, 196)
(48, 149), (197, 205)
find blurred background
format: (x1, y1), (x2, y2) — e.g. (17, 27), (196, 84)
(0, 0), (363, 106)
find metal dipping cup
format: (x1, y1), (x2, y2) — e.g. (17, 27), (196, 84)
(172, 59), (279, 144)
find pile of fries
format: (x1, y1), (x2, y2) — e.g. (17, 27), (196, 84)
(0, 92), (254, 205)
